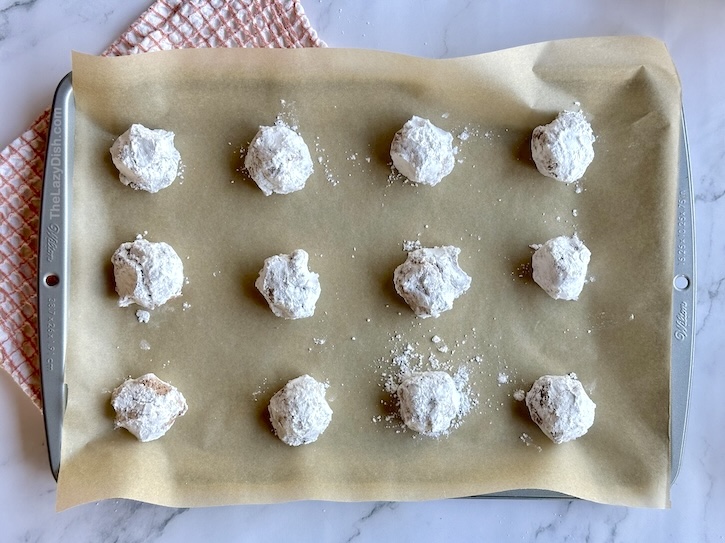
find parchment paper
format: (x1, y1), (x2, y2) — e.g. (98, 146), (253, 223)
(59, 37), (681, 509)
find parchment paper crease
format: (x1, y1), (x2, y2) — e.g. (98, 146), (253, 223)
(58, 37), (680, 509)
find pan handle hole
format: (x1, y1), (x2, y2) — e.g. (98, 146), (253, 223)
(673, 274), (690, 291)
(45, 274), (60, 287)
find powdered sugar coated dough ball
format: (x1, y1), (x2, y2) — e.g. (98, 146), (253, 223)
(532, 234), (591, 301)
(112, 238), (185, 310)
(244, 124), (313, 195)
(255, 249), (321, 319)
(110, 124), (181, 193)
(111, 373), (188, 442)
(393, 245), (471, 318)
(268, 375), (333, 446)
(390, 116), (455, 186)
(397, 371), (461, 436)
(525, 374), (595, 444)
(531, 110), (595, 183)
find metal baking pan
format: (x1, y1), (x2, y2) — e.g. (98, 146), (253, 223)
(37, 72), (695, 498)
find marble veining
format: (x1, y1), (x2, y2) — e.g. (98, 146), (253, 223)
(1, 0), (724, 541)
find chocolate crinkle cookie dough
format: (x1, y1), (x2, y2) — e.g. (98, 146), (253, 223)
(268, 375), (333, 446)
(110, 124), (181, 193)
(112, 238), (185, 310)
(397, 371), (462, 437)
(256, 249), (321, 319)
(394, 245), (471, 318)
(111, 373), (188, 442)
(390, 116), (455, 186)
(525, 373), (596, 444)
(244, 123), (314, 195)
(531, 110), (595, 183)
(531, 234), (591, 301)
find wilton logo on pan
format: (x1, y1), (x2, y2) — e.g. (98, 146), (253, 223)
(45, 223), (59, 263)
(674, 301), (688, 341)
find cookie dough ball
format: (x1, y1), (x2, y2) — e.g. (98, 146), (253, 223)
(244, 124), (313, 195)
(525, 374), (595, 444)
(112, 238), (184, 310)
(397, 371), (461, 436)
(255, 249), (321, 319)
(393, 246), (471, 318)
(531, 234), (591, 301)
(111, 373), (188, 442)
(390, 116), (455, 186)
(531, 110), (595, 183)
(268, 375), (333, 446)
(110, 124), (181, 193)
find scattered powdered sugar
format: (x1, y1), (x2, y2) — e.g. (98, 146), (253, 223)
(402, 239), (422, 252)
(139, 339), (151, 351)
(497, 372), (509, 385)
(386, 161), (405, 186)
(135, 310), (150, 324)
(519, 432), (542, 452)
(314, 136), (340, 186)
(276, 99), (300, 132)
(251, 376), (269, 402)
(513, 389), (526, 402)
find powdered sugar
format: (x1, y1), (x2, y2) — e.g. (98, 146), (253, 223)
(531, 110), (595, 183)
(112, 238), (184, 310)
(268, 374), (332, 446)
(402, 239), (422, 252)
(390, 116), (455, 186)
(255, 249), (321, 319)
(110, 124), (181, 193)
(244, 123), (313, 195)
(111, 373), (188, 442)
(531, 234), (591, 301)
(397, 371), (461, 436)
(525, 373), (596, 444)
(393, 246), (472, 318)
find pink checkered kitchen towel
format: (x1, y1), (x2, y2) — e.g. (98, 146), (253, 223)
(0, 0), (323, 409)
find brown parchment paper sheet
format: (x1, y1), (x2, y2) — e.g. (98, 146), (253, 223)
(58, 37), (681, 510)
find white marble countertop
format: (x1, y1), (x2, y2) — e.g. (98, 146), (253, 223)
(1, 0), (723, 540)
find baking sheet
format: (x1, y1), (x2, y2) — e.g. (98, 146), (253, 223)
(58, 37), (681, 509)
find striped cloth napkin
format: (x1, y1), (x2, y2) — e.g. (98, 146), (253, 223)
(0, 0), (323, 409)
